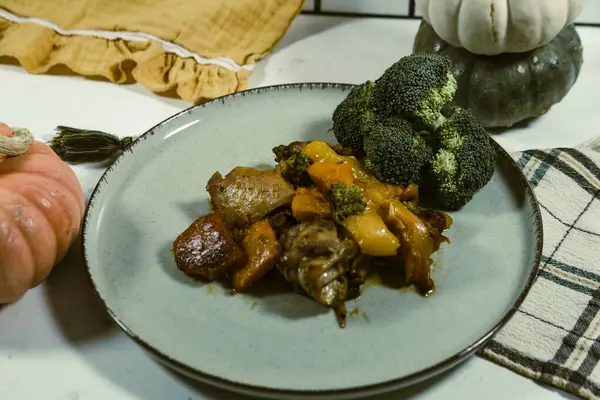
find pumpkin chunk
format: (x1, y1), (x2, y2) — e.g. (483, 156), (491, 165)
(307, 161), (354, 193)
(291, 187), (332, 222)
(232, 220), (281, 291)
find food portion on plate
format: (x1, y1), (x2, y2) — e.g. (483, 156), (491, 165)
(171, 53), (498, 328)
(173, 139), (453, 328)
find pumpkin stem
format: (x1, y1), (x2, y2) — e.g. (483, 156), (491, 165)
(48, 126), (137, 164)
(0, 127), (35, 157)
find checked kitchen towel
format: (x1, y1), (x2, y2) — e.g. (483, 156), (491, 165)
(481, 137), (600, 400)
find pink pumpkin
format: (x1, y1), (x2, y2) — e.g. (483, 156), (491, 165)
(0, 123), (85, 304)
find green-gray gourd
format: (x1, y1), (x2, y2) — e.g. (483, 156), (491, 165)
(412, 21), (584, 129)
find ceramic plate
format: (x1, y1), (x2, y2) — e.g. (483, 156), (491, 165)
(84, 83), (542, 399)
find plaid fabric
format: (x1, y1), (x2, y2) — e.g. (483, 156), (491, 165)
(480, 138), (600, 400)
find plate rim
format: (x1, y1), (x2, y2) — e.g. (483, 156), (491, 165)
(82, 82), (544, 397)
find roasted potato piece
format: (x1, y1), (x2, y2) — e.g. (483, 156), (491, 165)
(359, 182), (404, 211)
(232, 220), (281, 291)
(173, 213), (246, 280)
(356, 181), (420, 212)
(301, 140), (345, 164)
(207, 167), (295, 229)
(341, 211), (400, 257)
(291, 187), (332, 221)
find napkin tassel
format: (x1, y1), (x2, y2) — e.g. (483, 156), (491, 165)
(49, 126), (136, 164)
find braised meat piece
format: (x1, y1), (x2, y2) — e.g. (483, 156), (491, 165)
(268, 208), (296, 237)
(417, 208), (453, 252)
(172, 213), (246, 280)
(330, 144), (362, 157)
(279, 220), (359, 327)
(232, 220), (281, 291)
(207, 167), (295, 229)
(378, 200), (437, 295)
(346, 254), (373, 299)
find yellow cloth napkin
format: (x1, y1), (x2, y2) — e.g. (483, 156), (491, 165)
(0, 0), (304, 103)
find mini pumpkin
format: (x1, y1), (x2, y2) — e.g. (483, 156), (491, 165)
(413, 21), (584, 129)
(0, 123), (85, 304)
(416, 0), (585, 56)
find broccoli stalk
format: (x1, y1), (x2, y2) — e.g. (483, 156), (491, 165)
(327, 183), (367, 222)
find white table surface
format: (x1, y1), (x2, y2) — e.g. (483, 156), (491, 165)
(0, 15), (596, 400)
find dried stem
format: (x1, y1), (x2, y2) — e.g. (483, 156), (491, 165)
(0, 127), (34, 157)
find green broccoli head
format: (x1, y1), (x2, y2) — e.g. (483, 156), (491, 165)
(362, 117), (433, 186)
(331, 81), (376, 152)
(326, 54), (495, 211)
(277, 153), (314, 187)
(428, 107), (497, 210)
(373, 53), (457, 128)
(327, 182), (367, 222)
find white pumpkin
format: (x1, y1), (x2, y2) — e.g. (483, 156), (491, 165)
(416, 0), (586, 55)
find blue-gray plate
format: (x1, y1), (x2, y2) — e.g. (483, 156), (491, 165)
(83, 83), (542, 399)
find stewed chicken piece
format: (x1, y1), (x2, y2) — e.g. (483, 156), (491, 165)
(206, 167), (295, 229)
(279, 220), (359, 327)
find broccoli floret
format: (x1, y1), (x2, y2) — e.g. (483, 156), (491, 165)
(331, 81), (376, 151)
(373, 53), (457, 129)
(326, 53), (495, 212)
(272, 141), (308, 163)
(427, 108), (497, 210)
(362, 117), (433, 186)
(277, 153), (314, 187)
(327, 183), (367, 222)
